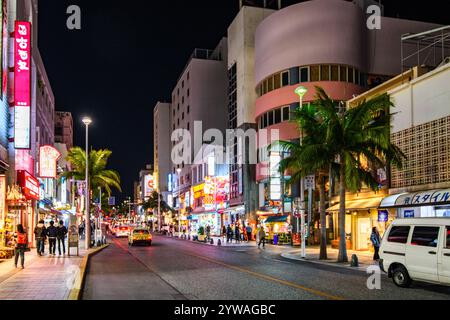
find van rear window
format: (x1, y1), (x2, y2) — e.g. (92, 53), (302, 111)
(387, 226), (410, 244)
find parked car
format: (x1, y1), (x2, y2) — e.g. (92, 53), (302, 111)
(379, 218), (450, 288)
(128, 228), (152, 246)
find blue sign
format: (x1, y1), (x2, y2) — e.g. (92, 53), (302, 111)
(404, 210), (415, 218)
(108, 197), (115, 206)
(167, 174), (173, 192)
(378, 210), (389, 222)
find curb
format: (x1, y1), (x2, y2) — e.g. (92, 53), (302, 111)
(67, 244), (110, 300)
(280, 252), (378, 272)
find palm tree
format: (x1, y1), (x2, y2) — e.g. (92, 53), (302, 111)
(276, 87), (405, 262)
(61, 147), (122, 198)
(142, 191), (173, 213)
(313, 87), (405, 262)
(276, 101), (334, 260)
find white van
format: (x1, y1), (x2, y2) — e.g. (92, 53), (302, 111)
(379, 218), (450, 288)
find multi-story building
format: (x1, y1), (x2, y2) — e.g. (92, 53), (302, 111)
(2, 0), (57, 248)
(326, 25), (450, 252)
(54, 111), (73, 150)
(225, 2), (277, 235)
(253, 0), (441, 245)
(169, 39), (228, 233)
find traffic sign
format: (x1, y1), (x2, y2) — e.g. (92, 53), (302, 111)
(305, 175), (315, 189)
(108, 197), (116, 206)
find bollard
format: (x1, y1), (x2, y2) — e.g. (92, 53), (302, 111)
(217, 239), (221, 246)
(350, 254), (359, 267)
(210, 238), (214, 245)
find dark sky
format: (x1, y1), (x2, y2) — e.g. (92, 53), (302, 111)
(37, 0), (449, 203)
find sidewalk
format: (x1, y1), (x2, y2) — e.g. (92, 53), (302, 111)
(163, 233), (255, 247)
(0, 241), (105, 300)
(280, 246), (380, 271)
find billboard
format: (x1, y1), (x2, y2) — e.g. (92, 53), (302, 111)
(144, 174), (154, 197)
(38, 145), (61, 178)
(14, 21), (31, 149)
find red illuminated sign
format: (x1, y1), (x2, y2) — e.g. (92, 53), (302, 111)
(39, 145), (61, 178)
(17, 170), (39, 201)
(14, 21), (31, 149)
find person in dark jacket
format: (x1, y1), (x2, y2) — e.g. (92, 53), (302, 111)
(47, 221), (58, 255)
(34, 220), (46, 256)
(57, 221), (68, 256)
(370, 227), (382, 261)
(234, 224), (240, 243)
(226, 225), (233, 243)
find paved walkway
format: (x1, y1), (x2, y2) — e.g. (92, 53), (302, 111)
(0, 241), (97, 300)
(166, 233), (256, 247)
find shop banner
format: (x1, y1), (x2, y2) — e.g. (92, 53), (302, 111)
(378, 209), (389, 222)
(14, 21), (31, 150)
(17, 170), (39, 200)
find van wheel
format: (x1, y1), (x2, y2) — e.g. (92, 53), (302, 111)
(392, 266), (412, 288)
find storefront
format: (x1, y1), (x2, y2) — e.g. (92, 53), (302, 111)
(188, 211), (221, 236)
(326, 194), (390, 251)
(380, 189), (450, 219)
(223, 205), (245, 229)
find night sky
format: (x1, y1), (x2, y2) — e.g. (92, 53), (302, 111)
(37, 0), (448, 203)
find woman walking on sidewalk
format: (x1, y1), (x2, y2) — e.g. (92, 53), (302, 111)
(14, 224), (28, 269)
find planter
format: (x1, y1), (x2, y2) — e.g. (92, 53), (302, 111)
(198, 235), (206, 242)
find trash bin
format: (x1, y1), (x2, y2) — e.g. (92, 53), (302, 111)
(273, 234), (278, 245)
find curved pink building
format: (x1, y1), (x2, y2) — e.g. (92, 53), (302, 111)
(253, 0), (441, 211)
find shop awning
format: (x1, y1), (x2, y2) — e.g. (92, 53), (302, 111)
(265, 215), (288, 223)
(326, 197), (384, 212)
(379, 189), (450, 208)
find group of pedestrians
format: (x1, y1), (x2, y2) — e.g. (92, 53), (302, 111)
(34, 220), (68, 256)
(223, 224), (254, 244)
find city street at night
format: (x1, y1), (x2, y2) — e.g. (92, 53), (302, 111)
(82, 235), (450, 300)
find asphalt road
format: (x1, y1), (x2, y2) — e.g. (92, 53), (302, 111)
(82, 234), (450, 300)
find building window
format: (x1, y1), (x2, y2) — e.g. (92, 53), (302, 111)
(300, 67), (309, 83)
(268, 77), (274, 92)
(187, 105), (190, 114)
(187, 122), (190, 131)
(310, 65), (320, 82)
(268, 110), (274, 126)
(281, 71), (289, 87)
(321, 65), (330, 81)
(187, 89), (190, 97)
(282, 106), (290, 122)
(340, 66), (347, 82)
(275, 108), (281, 124)
(348, 67), (354, 83)
(182, 113), (184, 120)
(331, 65), (339, 81)
(274, 73), (281, 90)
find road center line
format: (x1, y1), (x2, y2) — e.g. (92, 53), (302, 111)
(184, 252), (345, 301)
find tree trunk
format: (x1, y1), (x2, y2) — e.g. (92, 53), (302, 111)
(338, 162), (348, 262)
(319, 174), (327, 260)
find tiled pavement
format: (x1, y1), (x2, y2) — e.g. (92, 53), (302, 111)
(0, 241), (92, 300)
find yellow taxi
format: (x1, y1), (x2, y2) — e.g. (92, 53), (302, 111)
(128, 228), (152, 246)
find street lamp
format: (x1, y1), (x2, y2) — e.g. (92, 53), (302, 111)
(294, 86), (308, 258)
(82, 116), (92, 250)
(176, 168), (182, 235)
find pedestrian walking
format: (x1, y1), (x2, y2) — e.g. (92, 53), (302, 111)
(370, 227), (382, 261)
(205, 225), (211, 242)
(222, 225), (226, 238)
(34, 220), (47, 256)
(246, 225), (252, 242)
(234, 224), (240, 243)
(57, 221), (68, 256)
(47, 221), (58, 255)
(226, 225), (233, 243)
(14, 224), (28, 269)
(79, 221), (85, 239)
(257, 225), (266, 249)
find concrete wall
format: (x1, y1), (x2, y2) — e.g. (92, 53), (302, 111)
(153, 102), (171, 192)
(228, 6), (275, 126)
(389, 63), (450, 134)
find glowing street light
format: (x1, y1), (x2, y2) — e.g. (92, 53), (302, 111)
(82, 116), (92, 249)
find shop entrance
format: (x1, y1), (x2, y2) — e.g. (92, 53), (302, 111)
(357, 217), (371, 250)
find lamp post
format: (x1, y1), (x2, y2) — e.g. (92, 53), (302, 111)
(82, 116), (92, 250)
(176, 168), (182, 235)
(294, 86), (307, 258)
